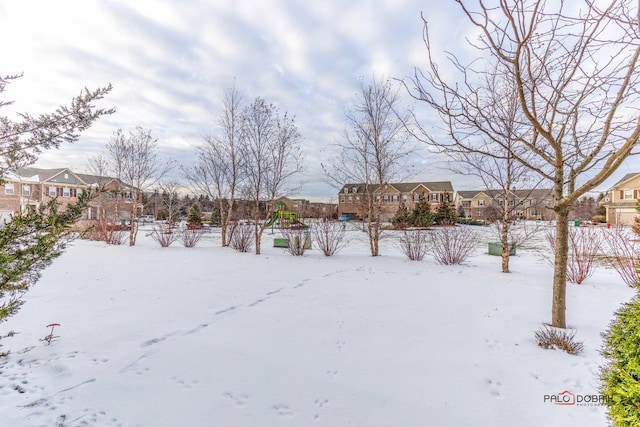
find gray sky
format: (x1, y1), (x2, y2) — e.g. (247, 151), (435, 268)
(1, 1), (634, 200)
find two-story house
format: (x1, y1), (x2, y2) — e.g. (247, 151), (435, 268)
(601, 173), (640, 225)
(337, 182), (455, 222)
(0, 167), (142, 224)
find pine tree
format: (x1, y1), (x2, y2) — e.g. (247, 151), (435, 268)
(410, 201), (434, 227)
(434, 202), (457, 225)
(1, 197), (88, 326)
(187, 203), (203, 229)
(0, 73), (112, 339)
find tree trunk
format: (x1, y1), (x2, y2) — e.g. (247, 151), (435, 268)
(254, 200), (261, 255)
(501, 206), (510, 273)
(129, 208), (136, 246)
(552, 208), (570, 328)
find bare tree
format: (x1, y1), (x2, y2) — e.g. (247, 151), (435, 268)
(157, 180), (183, 224)
(184, 84), (245, 246)
(241, 97), (304, 255)
(448, 74), (543, 273)
(406, 0), (640, 328)
(103, 127), (174, 246)
(323, 76), (413, 256)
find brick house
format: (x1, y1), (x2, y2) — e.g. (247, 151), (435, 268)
(458, 188), (554, 221)
(601, 173), (640, 225)
(0, 167), (142, 224)
(337, 182), (455, 222)
(457, 190), (494, 220)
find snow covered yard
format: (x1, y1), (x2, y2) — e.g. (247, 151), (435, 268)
(0, 225), (634, 427)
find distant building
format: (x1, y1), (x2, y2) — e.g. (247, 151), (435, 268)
(0, 167), (142, 224)
(601, 173), (640, 225)
(337, 182), (455, 222)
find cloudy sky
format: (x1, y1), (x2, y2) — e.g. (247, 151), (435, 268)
(0, 1), (634, 200)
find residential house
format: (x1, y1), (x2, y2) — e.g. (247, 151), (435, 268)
(0, 167), (142, 224)
(457, 190), (494, 221)
(601, 173), (640, 225)
(337, 182), (455, 222)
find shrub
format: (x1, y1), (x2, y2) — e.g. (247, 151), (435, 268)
(545, 226), (603, 284)
(229, 223), (254, 252)
(397, 229), (428, 261)
(600, 293), (640, 426)
(601, 224), (639, 287)
(280, 228), (310, 256)
(427, 226), (479, 265)
(311, 220), (348, 256)
(150, 223), (178, 247)
(535, 324), (583, 355)
(180, 228), (204, 248)
(187, 203), (203, 229)
(84, 220), (128, 245)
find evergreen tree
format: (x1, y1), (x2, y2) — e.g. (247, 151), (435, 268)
(601, 289), (640, 426)
(0, 73), (112, 334)
(187, 203), (203, 229)
(410, 201), (434, 227)
(1, 197), (88, 326)
(434, 202), (457, 225)
(392, 206), (410, 229)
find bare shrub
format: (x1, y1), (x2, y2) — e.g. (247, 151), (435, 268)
(180, 228), (204, 248)
(545, 226), (603, 284)
(397, 229), (428, 261)
(150, 223), (178, 248)
(427, 226), (479, 265)
(535, 324), (584, 355)
(229, 222), (254, 253)
(280, 228), (310, 256)
(83, 220), (128, 245)
(601, 224), (639, 287)
(493, 220), (545, 250)
(311, 220), (347, 256)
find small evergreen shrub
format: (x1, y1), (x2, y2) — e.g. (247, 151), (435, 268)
(600, 293), (640, 426)
(187, 203), (203, 230)
(535, 324), (583, 355)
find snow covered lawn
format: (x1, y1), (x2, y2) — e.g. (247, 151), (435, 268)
(0, 225), (634, 426)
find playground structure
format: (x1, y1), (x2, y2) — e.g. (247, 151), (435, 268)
(264, 202), (307, 229)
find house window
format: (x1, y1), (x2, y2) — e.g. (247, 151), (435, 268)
(340, 196), (345, 203)
(22, 185), (30, 196)
(356, 196), (360, 202)
(383, 195), (389, 203)
(431, 194), (438, 201)
(348, 196), (353, 203)
(478, 199), (485, 206)
(413, 194), (420, 202)
(343, 188), (348, 194)
(392, 194), (399, 202)
(49, 186), (57, 197)
(63, 187), (71, 197)
(476, 210), (482, 216)
(77, 188), (83, 197)
(624, 190), (634, 200)
(4, 183), (14, 195)
(375, 195), (381, 202)
(402, 194), (408, 202)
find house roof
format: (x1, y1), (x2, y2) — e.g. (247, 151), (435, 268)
(339, 181), (454, 194)
(457, 190), (488, 199)
(608, 173), (640, 190)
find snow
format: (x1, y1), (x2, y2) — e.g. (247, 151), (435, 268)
(0, 224), (634, 426)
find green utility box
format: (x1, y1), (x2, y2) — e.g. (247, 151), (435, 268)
(488, 242), (516, 256)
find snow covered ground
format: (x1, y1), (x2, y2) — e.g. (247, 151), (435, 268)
(0, 223), (634, 427)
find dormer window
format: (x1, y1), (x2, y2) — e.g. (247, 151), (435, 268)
(351, 187), (357, 193)
(344, 188), (349, 194)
